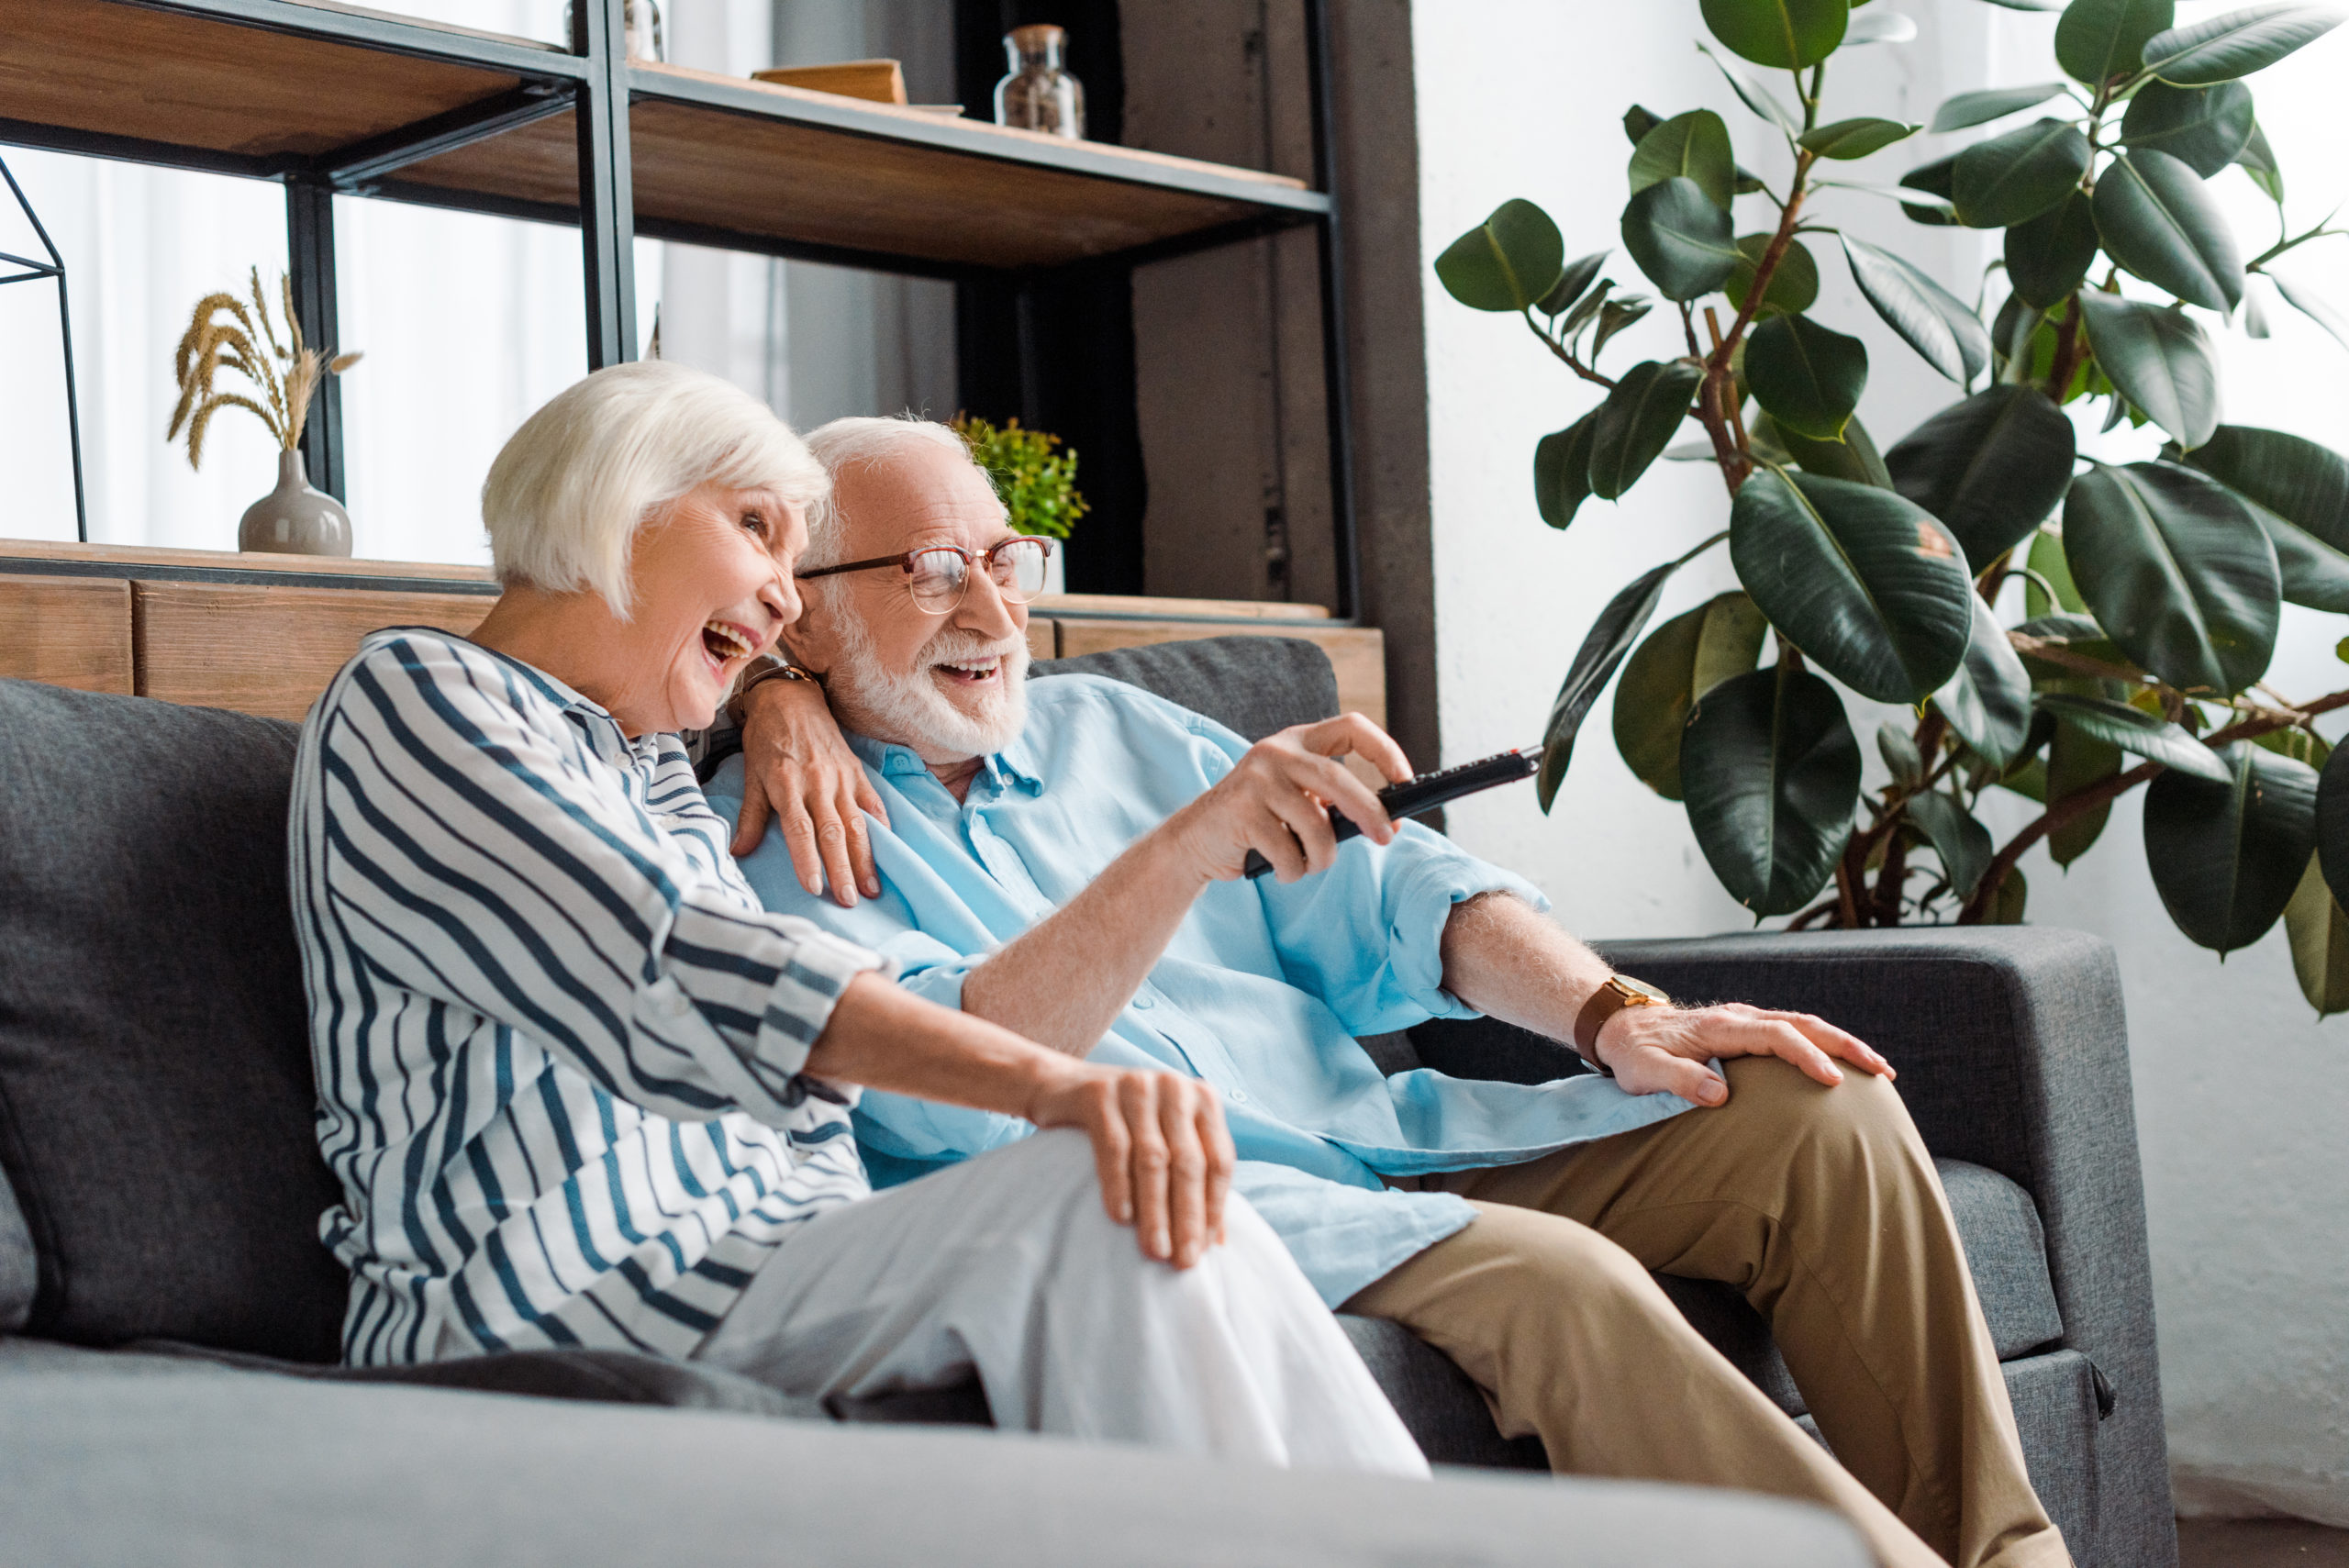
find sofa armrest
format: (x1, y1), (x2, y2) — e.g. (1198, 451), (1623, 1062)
(1574, 928), (2170, 1562)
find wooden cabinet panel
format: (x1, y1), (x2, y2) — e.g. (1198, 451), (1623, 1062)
(133, 583), (493, 722)
(0, 576), (133, 694)
(1052, 618), (1386, 726)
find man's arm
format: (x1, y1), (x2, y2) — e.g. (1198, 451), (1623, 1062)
(1436, 892), (1896, 1104)
(961, 715), (1411, 1055)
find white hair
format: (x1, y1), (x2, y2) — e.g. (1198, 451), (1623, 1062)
(800, 415), (1001, 571)
(482, 361), (827, 617)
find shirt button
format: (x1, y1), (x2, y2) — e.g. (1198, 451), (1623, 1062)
(1131, 995), (1154, 1010)
(1229, 1087), (1249, 1103)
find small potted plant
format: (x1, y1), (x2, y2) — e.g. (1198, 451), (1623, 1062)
(168, 268), (361, 556)
(952, 412), (1086, 594)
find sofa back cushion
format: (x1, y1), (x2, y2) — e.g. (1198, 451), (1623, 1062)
(1032, 635), (1341, 740)
(0, 680), (346, 1360)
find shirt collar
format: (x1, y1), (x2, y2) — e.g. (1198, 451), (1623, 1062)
(845, 728), (1045, 795)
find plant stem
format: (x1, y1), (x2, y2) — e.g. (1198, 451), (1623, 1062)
(1521, 310), (1620, 390)
(1700, 148), (1819, 498)
(2043, 295), (2085, 402)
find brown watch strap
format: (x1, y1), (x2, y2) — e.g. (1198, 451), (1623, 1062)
(1572, 984), (1629, 1076)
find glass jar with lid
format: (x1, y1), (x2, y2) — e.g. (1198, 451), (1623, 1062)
(994, 25), (1085, 139)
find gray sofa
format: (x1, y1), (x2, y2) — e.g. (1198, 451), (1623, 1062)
(0, 635), (2168, 1565)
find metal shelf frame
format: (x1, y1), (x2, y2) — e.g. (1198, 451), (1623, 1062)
(3, 0), (1362, 617)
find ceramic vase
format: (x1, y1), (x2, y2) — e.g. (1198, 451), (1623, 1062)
(239, 449), (352, 557)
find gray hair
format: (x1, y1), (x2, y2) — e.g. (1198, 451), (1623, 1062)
(800, 415), (1002, 571)
(482, 361), (827, 617)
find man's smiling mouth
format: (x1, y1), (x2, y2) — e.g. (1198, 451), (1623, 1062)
(934, 656), (1003, 686)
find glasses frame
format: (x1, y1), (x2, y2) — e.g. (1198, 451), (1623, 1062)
(795, 536), (1057, 614)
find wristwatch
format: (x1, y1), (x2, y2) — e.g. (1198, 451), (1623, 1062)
(1571, 974), (1671, 1077)
(724, 654), (818, 728)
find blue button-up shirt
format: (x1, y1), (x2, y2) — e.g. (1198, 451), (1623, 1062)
(707, 673), (1693, 1306)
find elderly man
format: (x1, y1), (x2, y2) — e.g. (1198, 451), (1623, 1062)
(709, 417), (2071, 1568)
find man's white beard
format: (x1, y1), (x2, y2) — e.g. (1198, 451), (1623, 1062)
(827, 607), (1030, 762)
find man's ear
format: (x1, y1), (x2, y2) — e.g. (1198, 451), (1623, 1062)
(775, 606), (830, 678)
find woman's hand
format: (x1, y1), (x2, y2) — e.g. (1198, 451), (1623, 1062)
(1161, 714), (1412, 884)
(1025, 1061), (1235, 1269)
(731, 675), (887, 906)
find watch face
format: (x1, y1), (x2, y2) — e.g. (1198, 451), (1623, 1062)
(1616, 975), (1669, 1004)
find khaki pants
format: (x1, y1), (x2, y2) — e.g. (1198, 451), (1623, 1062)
(1344, 1057), (2069, 1568)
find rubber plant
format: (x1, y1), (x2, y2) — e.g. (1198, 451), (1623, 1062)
(1439, 0), (2349, 1013)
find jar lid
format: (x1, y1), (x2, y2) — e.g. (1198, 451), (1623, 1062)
(1008, 24), (1065, 49)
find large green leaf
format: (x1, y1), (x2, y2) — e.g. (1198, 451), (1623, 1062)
(1630, 111), (1737, 210)
(2119, 81), (2257, 176)
(1768, 412), (1893, 487)
(2143, 4), (2348, 85)
(1537, 559), (1685, 809)
(2182, 427), (2349, 609)
(1731, 469), (1976, 702)
(1745, 314), (1870, 439)
(2047, 714), (2122, 864)
(2054, 0), (2176, 83)
(1435, 199), (1565, 313)
(2314, 739), (2349, 911)
(1906, 791), (1995, 897)
(1932, 82), (2071, 132)
(1700, 0), (1850, 69)
(1588, 361), (1704, 500)
(1932, 589), (2035, 767)
(1727, 235), (1820, 317)
(1885, 385), (2080, 566)
(1800, 117), (1921, 159)
(1682, 664), (1863, 915)
(2144, 741), (2318, 953)
(2178, 424), (2349, 547)
(2004, 189), (2102, 308)
(2284, 853), (2349, 1016)
(1534, 413), (1598, 529)
(2091, 150), (2244, 311)
(1620, 177), (1741, 301)
(1954, 118), (2093, 228)
(2063, 460), (2280, 694)
(2076, 291), (2221, 448)
(1613, 592), (1771, 800)
(2035, 691), (2232, 779)
(1842, 236), (1993, 384)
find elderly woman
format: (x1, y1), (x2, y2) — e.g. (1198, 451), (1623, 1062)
(286, 361), (1423, 1473)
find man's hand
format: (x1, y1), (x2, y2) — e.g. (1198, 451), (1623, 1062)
(731, 675), (887, 906)
(1596, 1002), (1897, 1106)
(1025, 1061), (1235, 1268)
(1163, 714), (1412, 884)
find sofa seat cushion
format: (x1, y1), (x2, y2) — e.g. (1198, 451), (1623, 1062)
(0, 681), (346, 1359)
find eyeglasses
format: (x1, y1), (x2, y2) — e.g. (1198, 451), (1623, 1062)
(796, 536), (1055, 615)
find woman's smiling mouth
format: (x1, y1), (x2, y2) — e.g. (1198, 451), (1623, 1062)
(701, 618), (759, 673)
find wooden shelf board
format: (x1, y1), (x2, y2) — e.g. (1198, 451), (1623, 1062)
(397, 65), (1318, 272)
(0, 0), (548, 164)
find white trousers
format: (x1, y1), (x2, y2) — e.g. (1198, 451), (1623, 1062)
(694, 1129), (1429, 1477)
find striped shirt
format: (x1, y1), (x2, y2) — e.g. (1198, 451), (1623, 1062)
(289, 628), (885, 1365)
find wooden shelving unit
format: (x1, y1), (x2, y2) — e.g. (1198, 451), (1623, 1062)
(0, 1), (1375, 714)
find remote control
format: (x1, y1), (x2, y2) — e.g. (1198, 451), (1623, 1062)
(1241, 747), (1539, 878)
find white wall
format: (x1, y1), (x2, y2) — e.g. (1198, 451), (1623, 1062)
(1417, 0), (2349, 1526)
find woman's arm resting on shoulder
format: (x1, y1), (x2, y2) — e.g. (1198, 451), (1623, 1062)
(809, 973), (1234, 1267)
(732, 673), (887, 905)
